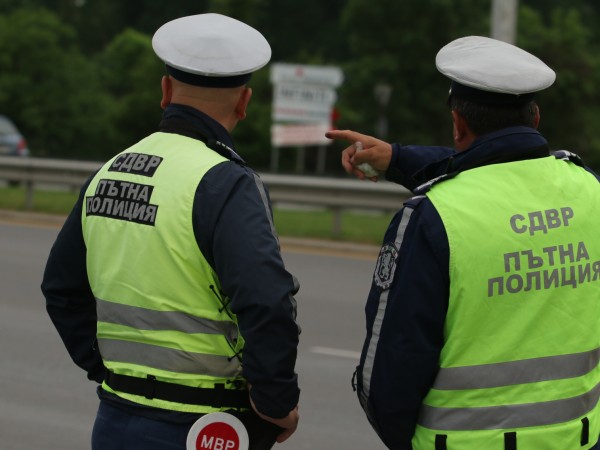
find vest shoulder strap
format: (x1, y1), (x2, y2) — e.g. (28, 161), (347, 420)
(551, 149), (585, 167)
(159, 117), (246, 166)
(416, 145), (567, 195)
(414, 172), (457, 195)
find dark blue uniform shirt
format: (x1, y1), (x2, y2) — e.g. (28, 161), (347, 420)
(357, 126), (600, 449)
(42, 104), (300, 423)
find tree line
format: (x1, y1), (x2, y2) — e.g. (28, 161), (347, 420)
(2, 0), (600, 173)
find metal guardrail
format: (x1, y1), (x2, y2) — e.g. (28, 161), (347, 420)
(0, 156), (411, 235)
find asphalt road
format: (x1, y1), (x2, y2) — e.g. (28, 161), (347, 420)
(0, 220), (387, 450)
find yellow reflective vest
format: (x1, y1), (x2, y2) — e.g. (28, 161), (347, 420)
(414, 156), (600, 449)
(82, 132), (245, 413)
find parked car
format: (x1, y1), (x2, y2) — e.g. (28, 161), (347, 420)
(0, 115), (29, 157)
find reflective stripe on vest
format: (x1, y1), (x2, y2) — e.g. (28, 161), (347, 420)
(82, 132), (246, 413)
(414, 156), (600, 449)
(96, 298), (240, 377)
(432, 346), (600, 391)
(359, 197), (424, 410)
(96, 298), (238, 340)
(98, 339), (241, 378)
(419, 382), (600, 431)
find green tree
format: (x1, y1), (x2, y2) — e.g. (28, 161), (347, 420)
(11, 0), (211, 53)
(0, 7), (111, 158)
(337, 0), (489, 146)
(98, 28), (165, 154)
(0, 0), (37, 11)
(518, 5), (600, 170)
(3, 0), (600, 172)
(229, 67), (273, 169)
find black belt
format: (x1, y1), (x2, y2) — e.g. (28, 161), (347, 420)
(105, 371), (250, 409)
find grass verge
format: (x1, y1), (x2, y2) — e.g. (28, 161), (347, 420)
(0, 186), (392, 246)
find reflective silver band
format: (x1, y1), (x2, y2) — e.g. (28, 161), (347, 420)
(96, 298), (238, 342)
(99, 338), (242, 378)
(433, 347), (600, 390)
(361, 202), (420, 402)
(419, 382), (600, 430)
(251, 172), (299, 326)
(253, 173), (277, 239)
(360, 289), (390, 405)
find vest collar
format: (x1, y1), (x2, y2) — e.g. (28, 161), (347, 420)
(414, 127), (550, 194)
(415, 127), (549, 184)
(159, 104), (245, 164)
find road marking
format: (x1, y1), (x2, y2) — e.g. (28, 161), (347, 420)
(310, 346), (361, 360)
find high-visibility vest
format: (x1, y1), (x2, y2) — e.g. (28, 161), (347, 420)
(82, 132), (246, 413)
(414, 155), (600, 449)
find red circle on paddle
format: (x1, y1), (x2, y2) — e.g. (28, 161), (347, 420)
(196, 421), (240, 450)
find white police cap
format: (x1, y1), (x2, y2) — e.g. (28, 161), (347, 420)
(152, 13), (271, 88)
(436, 36), (556, 105)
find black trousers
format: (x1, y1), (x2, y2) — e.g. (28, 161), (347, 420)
(91, 401), (283, 450)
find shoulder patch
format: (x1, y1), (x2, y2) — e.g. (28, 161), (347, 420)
(374, 242), (399, 290)
(404, 194), (427, 209)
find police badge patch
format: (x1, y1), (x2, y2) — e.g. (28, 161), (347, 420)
(374, 243), (398, 290)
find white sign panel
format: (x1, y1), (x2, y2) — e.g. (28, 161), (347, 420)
(271, 123), (332, 147)
(271, 63), (343, 124)
(275, 83), (337, 106)
(272, 82), (336, 123)
(270, 63), (344, 87)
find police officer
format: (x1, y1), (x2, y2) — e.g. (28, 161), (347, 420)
(42, 14), (300, 450)
(327, 36), (600, 449)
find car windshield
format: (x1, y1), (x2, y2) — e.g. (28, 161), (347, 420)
(0, 117), (18, 135)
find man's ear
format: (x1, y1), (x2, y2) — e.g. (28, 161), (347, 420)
(533, 103), (540, 129)
(235, 87), (252, 120)
(451, 110), (473, 150)
(452, 110), (465, 141)
(160, 76), (172, 109)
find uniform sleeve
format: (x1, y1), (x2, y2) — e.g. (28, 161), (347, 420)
(41, 179), (105, 383)
(386, 144), (456, 190)
(585, 166), (600, 182)
(356, 197), (449, 449)
(194, 162), (300, 419)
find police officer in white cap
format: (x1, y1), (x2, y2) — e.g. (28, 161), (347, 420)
(42, 13), (300, 450)
(328, 36), (600, 449)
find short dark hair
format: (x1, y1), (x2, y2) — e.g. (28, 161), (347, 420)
(449, 95), (537, 136)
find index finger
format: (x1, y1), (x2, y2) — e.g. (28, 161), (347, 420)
(325, 129), (369, 143)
